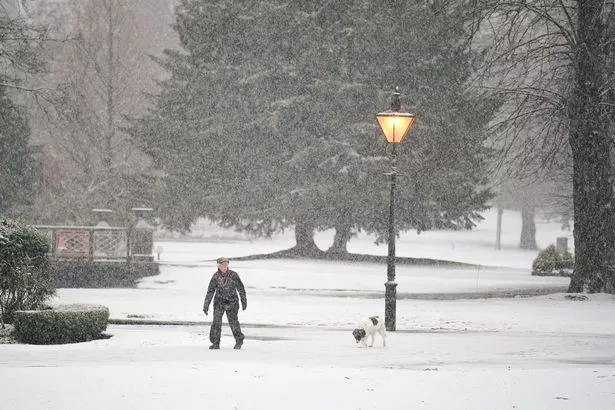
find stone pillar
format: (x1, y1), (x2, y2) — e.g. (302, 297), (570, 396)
(92, 209), (113, 226)
(129, 208), (154, 262)
(556, 237), (568, 254)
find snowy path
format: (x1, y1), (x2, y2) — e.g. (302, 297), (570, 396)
(1, 325), (614, 410)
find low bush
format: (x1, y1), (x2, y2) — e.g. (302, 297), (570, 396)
(532, 245), (575, 277)
(13, 304), (109, 344)
(0, 219), (54, 325)
(52, 261), (159, 288)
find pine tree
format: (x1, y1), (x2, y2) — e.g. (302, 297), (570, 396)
(0, 87), (34, 215)
(0, 9), (46, 216)
(130, 0), (497, 254)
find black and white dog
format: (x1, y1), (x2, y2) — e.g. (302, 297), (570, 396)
(352, 316), (386, 347)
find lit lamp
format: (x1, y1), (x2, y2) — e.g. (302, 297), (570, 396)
(376, 87), (416, 331)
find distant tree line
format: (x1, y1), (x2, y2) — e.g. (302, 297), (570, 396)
(0, 0), (175, 224)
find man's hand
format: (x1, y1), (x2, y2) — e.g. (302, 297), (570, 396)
(242, 304), (247, 311)
(203, 308), (208, 315)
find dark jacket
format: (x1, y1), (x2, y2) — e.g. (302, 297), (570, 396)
(203, 269), (247, 311)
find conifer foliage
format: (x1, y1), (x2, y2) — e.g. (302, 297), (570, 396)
(0, 11), (46, 216)
(130, 0), (498, 252)
(0, 88), (34, 215)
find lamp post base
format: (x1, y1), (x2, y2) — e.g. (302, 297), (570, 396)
(384, 280), (397, 331)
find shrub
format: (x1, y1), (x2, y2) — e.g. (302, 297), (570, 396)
(0, 219), (54, 325)
(532, 244), (575, 277)
(52, 261), (159, 288)
(13, 304), (109, 344)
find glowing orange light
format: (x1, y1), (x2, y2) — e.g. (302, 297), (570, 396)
(375, 112), (415, 144)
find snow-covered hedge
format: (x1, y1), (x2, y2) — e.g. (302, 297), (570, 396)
(532, 245), (574, 277)
(13, 304), (109, 344)
(52, 261), (159, 288)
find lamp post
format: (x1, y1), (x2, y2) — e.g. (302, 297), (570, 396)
(376, 87), (416, 331)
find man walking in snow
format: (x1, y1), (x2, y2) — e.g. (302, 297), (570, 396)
(203, 257), (247, 349)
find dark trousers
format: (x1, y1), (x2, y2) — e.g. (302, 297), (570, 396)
(209, 304), (244, 344)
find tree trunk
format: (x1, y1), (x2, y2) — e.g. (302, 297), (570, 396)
(0, 296), (5, 329)
(327, 222), (353, 255)
(104, 0), (115, 170)
(495, 207), (503, 250)
(568, 0), (615, 293)
(519, 206), (537, 250)
(293, 219), (321, 256)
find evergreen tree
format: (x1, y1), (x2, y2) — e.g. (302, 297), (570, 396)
(0, 10), (44, 216)
(130, 0), (497, 254)
(0, 87), (34, 215)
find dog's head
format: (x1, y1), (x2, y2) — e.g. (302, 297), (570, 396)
(352, 328), (366, 343)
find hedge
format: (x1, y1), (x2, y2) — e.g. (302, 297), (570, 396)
(13, 304), (109, 344)
(52, 261), (159, 288)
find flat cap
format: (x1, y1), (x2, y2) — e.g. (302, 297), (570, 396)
(216, 257), (229, 264)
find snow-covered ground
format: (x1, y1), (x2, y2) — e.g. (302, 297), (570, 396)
(2, 209), (614, 410)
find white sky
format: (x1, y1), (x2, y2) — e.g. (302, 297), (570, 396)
(1, 209), (614, 410)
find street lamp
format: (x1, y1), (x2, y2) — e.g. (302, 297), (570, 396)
(375, 87), (416, 331)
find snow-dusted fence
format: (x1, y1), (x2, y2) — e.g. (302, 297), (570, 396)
(33, 224), (153, 263)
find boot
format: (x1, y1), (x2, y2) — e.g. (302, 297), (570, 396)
(209, 343), (220, 350)
(233, 340), (243, 350)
